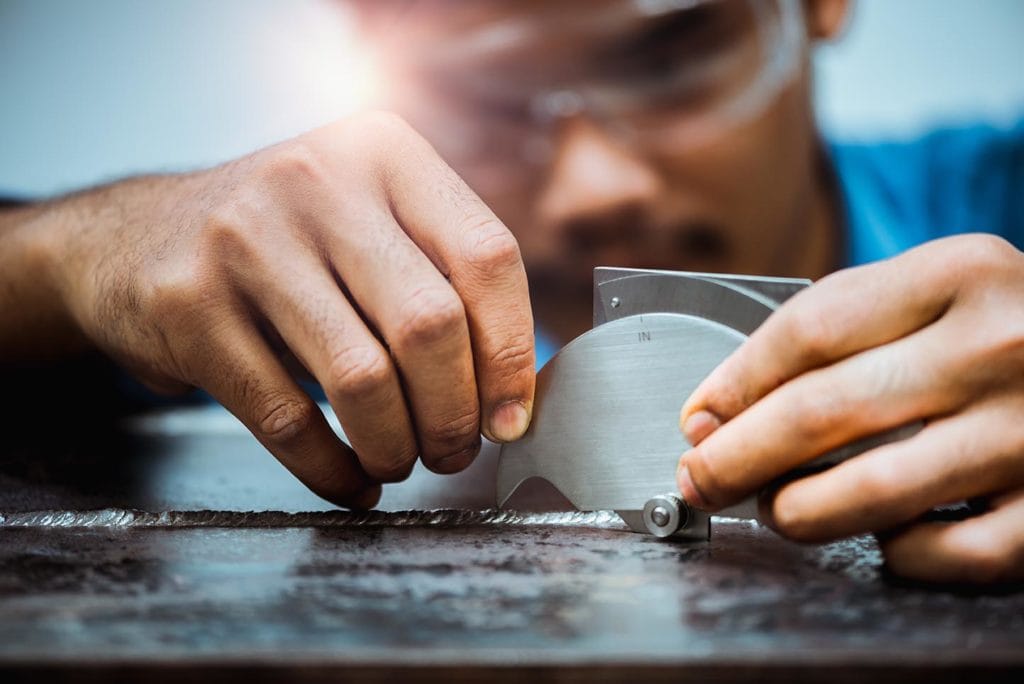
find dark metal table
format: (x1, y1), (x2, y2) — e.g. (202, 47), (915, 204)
(2, 405), (1022, 682)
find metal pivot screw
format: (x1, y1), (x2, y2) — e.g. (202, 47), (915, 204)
(650, 505), (670, 527)
(610, 297), (621, 308)
(642, 494), (688, 538)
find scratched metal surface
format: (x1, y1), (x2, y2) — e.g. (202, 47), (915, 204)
(1, 405), (1023, 681)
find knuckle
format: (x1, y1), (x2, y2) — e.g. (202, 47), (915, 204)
(687, 448), (732, 507)
(421, 407), (481, 450)
(934, 234), (1020, 289)
(955, 528), (1015, 584)
(393, 286), (466, 349)
(951, 233), (1017, 270)
(787, 305), (838, 364)
(768, 500), (820, 543)
(259, 142), (327, 187)
(460, 221), (522, 274)
(487, 332), (535, 378)
(325, 346), (393, 400)
(425, 439), (482, 475)
(139, 260), (220, 336)
(253, 394), (318, 447)
(711, 369), (756, 415)
(790, 389), (841, 442)
(368, 444), (420, 483)
(975, 316), (1024, 373)
(202, 206), (257, 263)
(843, 456), (925, 528)
(855, 458), (905, 507)
(998, 316), (1024, 354)
(141, 262), (201, 317)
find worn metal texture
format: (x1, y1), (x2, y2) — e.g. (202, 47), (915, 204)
(2, 405), (1024, 682)
(497, 312), (744, 511)
(500, 271), (795, 515)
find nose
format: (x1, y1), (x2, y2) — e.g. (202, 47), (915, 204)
(535, 117), (664, 239)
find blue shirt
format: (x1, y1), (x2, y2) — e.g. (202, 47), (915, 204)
(832, 120), (1024, 267)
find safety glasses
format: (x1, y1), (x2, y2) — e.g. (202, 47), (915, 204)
(388, 0), (805, 192)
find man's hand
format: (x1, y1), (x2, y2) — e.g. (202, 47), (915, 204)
(677, 234), (1024, 584)
(34, 113), (536, 508)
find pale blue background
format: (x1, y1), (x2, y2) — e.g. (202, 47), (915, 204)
(1, 0), (1023, 198)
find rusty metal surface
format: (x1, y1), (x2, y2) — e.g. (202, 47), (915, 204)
(1, 405), (1023, 681)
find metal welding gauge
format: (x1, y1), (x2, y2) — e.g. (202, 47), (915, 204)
(496, 268), (917, 540)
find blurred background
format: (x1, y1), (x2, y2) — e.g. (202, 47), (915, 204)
(1, 0), (1022, 198)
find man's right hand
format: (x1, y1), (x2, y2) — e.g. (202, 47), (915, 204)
(44, 113), (536, 508)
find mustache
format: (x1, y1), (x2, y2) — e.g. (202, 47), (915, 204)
(560, 211), (730, 260)
(528, 211), (731, 283)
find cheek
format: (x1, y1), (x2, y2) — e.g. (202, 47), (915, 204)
(741, 78), (818, 206)
(671, 86), (812, 206)
(655, 74), (818, 265)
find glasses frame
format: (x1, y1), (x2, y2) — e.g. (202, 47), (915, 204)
(399, 0), (808, 186)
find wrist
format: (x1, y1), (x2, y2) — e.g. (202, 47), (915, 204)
(1, 201), (92, 358)
(44, 173), (204, 354)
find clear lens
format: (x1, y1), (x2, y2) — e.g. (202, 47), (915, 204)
(610, 0), (804, 148)
(396, 0), (803, 192)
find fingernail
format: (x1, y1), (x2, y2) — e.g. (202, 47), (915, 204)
(489, 400), (530, 442)
(676, 456), (709, 510)
(681, 410), (721, 446)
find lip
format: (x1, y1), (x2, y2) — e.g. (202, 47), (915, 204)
(579, 222), (732, 266)
(530, 220), (734, 292)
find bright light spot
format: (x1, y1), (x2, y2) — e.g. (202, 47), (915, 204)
(254, 0), (385, 130)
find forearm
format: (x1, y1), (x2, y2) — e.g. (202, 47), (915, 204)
(0, 198), (85, 359)
(0, 175), (194, 362)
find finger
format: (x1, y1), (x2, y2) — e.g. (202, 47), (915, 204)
(879, 488), (1024, 584)
(240, 248), (421, 482)
(676, 322), (967, 511)
(759, 399), (1024, 542)
(381, 124), (535, 443)
(196, 312), (380, 509)
(320, 207), (482, 474)
(681, 243), (962, 442)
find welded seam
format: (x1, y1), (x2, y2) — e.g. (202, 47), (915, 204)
(0, 508), (629, 530)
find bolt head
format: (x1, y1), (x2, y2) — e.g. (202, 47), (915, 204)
(650, 505), (670, 527)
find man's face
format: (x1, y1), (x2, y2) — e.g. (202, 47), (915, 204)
(376, 0), (836, 342)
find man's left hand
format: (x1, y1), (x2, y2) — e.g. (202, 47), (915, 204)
(677, 234), (1024, 584)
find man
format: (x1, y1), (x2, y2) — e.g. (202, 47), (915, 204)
(0, 0), (1021, 583)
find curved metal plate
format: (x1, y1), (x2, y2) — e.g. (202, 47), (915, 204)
(595, 273), (780, 334)
(497, 312), (746, 511)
